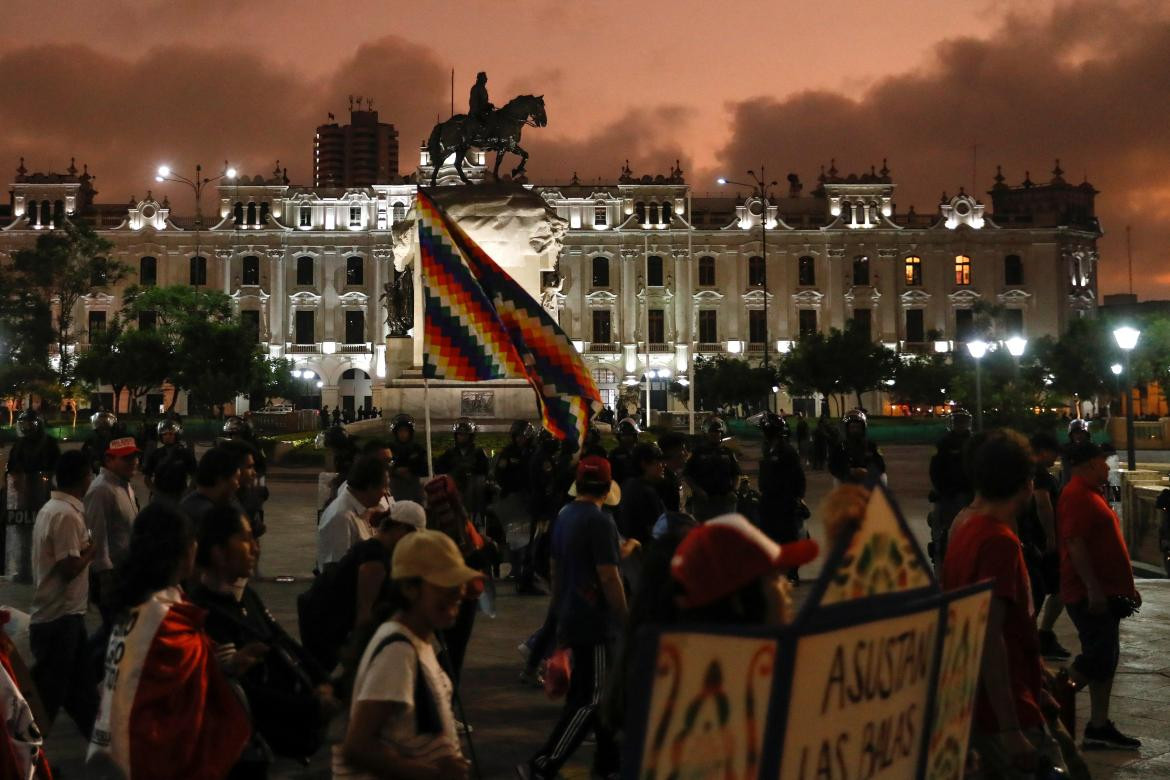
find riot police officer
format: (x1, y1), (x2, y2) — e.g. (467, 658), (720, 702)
(388, 414), (428, 503)
(220, 415), (267, 476)
(519, 429), (565, 594)
(219, 416), (269, 535)
(81, 411), (119, 474)
(434, 418), (491, 516)
(4, 410), (59, 579)
(581, 425), (608, 458)
(6, 410), (61, 478)
(609, 418), (641, 485)
(142, 418), (197, 493)
(494, 420), (536, 498)
(927, 408), (974, 563)
(828, 409), (886, 485)
(756, 413), (807, 561)
(684, 416), (742, 520)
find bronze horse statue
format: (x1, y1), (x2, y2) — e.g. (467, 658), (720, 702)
(426, 94), (547, 186)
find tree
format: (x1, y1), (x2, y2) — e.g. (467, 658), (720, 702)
(890, 354), (959, 409)
(75, 319), (173, 414)
(1031, 317), (1113, 413)
(8, 220), (126, 386)
(248, 354), (296, 409)
(692, 356), (777, 412)
(838, 322), (898, 410)
(0, 282), (56, 403)
(778, 326), (896, 415)
(171, 320), (264, 413)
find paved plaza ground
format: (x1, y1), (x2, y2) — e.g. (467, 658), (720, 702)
(1, 443), (1167, 778)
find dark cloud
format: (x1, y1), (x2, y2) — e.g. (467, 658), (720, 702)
(716, 0), (1170, 295)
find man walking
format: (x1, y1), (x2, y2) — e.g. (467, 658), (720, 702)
(85, 436), (141, 620)
(1058, 441), (1142, 750)
(30, 450), (99, 738)
(518, 456), (627, 780)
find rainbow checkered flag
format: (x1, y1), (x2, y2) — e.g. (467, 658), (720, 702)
(417, 190), (602, 447)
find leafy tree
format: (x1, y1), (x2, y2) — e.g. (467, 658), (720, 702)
(171, 320), (263, 413)
(778, 325), (896, 415)
(692, 356), (777, 412)
(890, 354), (959, 409)
(75, 319), (173, 414)
(837, 322), (898, 410)
(247, 355), (296, 409)
(1031, 317), (1113, 413)
(0, 284), (56, 403)
(8, 220), (126, 385)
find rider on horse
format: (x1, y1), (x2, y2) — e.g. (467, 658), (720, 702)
(469, 72), (495, 142)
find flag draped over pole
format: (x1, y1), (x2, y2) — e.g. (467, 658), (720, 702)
(417, 190), (602, 447)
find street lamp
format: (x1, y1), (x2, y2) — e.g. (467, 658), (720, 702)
(1113, 325), (1140, 471)
(966, 339), (989, 431)
(718, 168), (778, 369)
(1005, 336), (1027, 358)
(155, 161), (237, 283)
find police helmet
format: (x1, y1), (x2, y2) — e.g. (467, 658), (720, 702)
(1068, 418), (1091, 439)
(391, 413), (415, 433)
(91, 411), (117, 432)
(16, 409), (42, 438)
(948, 408), (973, 431)
(615, 418), (641, 438)
(222, 415), (251, 437)
(757, 412), (790, 439)
(585, 426), (603, 448)
(157, 419), (183, 438)
(705, 416), (728, 437)
(843, 408), (868, 434)
(537, 428), (560, 453)
(452, 417), (478, 436)
(509, 420), (536, 440)
(323, 424), (352, 450)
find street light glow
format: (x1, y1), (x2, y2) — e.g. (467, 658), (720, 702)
(1111, 363), (1123, 376)
(716, 177), (727, 185)
(225, 167), (238, 179)
(966, 340), (989, 360)
(1113, 326), (1140, 351)
(1005, 336), (1027, 357)
(157, 165), (170, 178)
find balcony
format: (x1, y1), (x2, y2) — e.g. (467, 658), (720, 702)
(339, 342), (371, 354)
(587, 342), (618, 353)
(649, 343), (672, 353)
(288, 343), (320, 354)
(747, 342), (766, 353)
(696, 343), (724, 353)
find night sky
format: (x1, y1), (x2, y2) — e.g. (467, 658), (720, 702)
(1, 0), (1166, 297)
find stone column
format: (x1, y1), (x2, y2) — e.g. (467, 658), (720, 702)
(267, 249), (285, 349)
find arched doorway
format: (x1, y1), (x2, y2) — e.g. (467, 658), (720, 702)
(339, 368), (372, 417)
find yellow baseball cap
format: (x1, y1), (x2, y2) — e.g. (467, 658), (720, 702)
(392, 530), (484, 589)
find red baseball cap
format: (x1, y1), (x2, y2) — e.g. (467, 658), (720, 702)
(106, 437), (141, 459)
(572, 455), (621, 505)
(670, 514), (819, 608)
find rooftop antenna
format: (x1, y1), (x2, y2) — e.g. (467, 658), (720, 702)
(1126, 224), (1134, 295)
(971, 142), (978, 194)
(348, 94), (354, 111)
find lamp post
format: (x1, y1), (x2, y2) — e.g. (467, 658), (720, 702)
(718, 168), (778, 369)
(966, 339), (989, 431)
(1113, 325), (1140, 471)
(155, 162), (237, 283)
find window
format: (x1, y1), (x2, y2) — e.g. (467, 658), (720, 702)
(299, 205), (312, 227)
(88, 310), (106, 340)
(851, 308), (872, 340)
(90, 259), (108, 287)
(635, 202), (646, 223)
(139, 256), (157, 286)
(954, 254), (971, 286)
(242, 256), (260, 286)
(346, 256), (364, 286)
(1004, 254), (1024, 286)
(698, 256), (715, 286)
(699, 310), (718, 343)
(798, 309), (818, 337)
(1002, 308), (1024, 335)
(246, 202), (257, 225)
(137, 310), (157, 331)
(296, 256), (314, 286)
(905, 309), (925, 343)
(662, 202), (673, 224)
(648, 309), (665, 343)
(647, 256), (664, 287)
(955, 309), (975, 341)
(392, 202), (406, 222)
(904, 256), (922, 286)
(349, 205), (362, 226)
(594, 203), (607, 226)
(240, 310), (260, 341)
(345, 310), (365, 344)
(749, 310), (767, 344)
(189, 256), (207, 286)
(592, 310), (612, 343)
(852, 255), (870, 286)
(649, 203), (660, 224)
(748, 256), (766, 287)
(259, 203), (270, 225)
(592, 368), (616, 384)
(591, 256), (610, 288)
(294, 310), (315, 344)
(233, 202), (244, 225)
(797, 256), (816, 287)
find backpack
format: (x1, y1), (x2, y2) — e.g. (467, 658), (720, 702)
(341, 633), (443, 735)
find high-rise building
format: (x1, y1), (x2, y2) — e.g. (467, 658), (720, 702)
(314, 105), (399, 188)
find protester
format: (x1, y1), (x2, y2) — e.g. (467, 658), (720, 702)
(318, 456), (391, 571)
(219, 438), (270, 539)
(298, 501), (426, 673)
(85, 436), (141, 626)
(148, 455), (192, 508)
(180, 446), (244, 526)
(942, 430), (1084, 777)
(29, 449), (98, 738)
(1058, 441), (1142, 750)
(1025, 431), (1072, 658)
(618, 442), (666, 546)
(87, 504), (250, 780)
(189, 505), (338, 776)
(335, 530), (480, 780)
(518, 455), (628, 780)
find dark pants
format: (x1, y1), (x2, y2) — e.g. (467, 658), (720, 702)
(524, 608), (558, 673)
(529, 643), (619, 779)
(30, 614), (98, 738)
(439, 597), (478, 686)
(1067, 600), (1121, 681)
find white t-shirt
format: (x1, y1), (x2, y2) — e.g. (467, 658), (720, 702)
(332, 621), (461, 779)
(317, 488), (373, 570)
(31, 491), (91, 624)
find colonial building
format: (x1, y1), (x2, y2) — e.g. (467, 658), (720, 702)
(2, 152), (1100, 417)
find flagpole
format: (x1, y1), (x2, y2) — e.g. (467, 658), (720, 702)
(424, 377), (434, 477)
(644, 234), (650, 428)
(688, 192), (695, 435)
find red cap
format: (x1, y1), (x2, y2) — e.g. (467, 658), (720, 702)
(576, 455), (612, 485)
(670, 514), (819, 608)
(106, 437), (141, 458)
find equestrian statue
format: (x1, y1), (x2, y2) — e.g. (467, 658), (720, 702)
(427, 72), (547, 186)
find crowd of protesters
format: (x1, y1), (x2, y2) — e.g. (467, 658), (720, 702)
(0, 402), (1147, 778)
